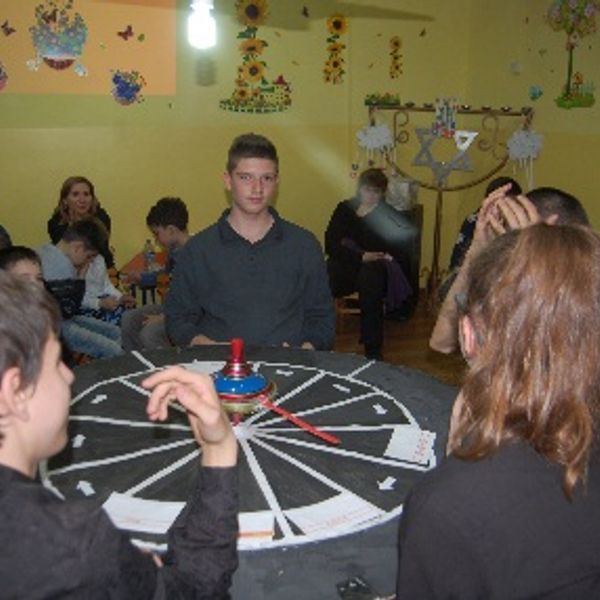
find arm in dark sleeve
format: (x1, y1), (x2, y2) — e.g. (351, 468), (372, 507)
(299, 234), (336, 350)
(324, 202), (363, 266)
(159, 466), (239, 599)
(396, 494), (486, 599)
(164, 246), (206, 346)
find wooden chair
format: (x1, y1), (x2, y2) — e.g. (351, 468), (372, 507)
(335, 292), (360, 331)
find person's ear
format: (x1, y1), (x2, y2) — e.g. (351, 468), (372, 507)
(223, 170), (232, 192)
(0, 367), (31, 422)
(544, 213), (559, 226)
(459, 315), (478, 361)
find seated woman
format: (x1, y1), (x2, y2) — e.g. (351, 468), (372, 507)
(397, 224), (600, 598)
(325, 168), (413, 360)
(47, 175), (114, 268)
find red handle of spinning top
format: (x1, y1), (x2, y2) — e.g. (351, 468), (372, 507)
(260, 397), (340, 446)
(230, 338), (244, 362)
(223, 338), (252, 378)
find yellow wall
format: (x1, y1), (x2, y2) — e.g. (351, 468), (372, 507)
(1, 0), (598, 280)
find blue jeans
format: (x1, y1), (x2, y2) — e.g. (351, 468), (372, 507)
(62, 315), (123, 359)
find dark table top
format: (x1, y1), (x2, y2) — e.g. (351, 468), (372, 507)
(43, 346), (457, 599)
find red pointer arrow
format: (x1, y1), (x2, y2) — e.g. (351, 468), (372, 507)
(260, 397), (341, 446)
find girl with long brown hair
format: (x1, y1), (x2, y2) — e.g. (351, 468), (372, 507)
(396, 224), (600, 598)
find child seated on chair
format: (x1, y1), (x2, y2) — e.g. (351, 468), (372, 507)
(121, 197), (190, 351)
(38, 219), (123, 360)
(0, 271), (239, 597)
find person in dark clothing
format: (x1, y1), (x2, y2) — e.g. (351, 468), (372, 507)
(47, 175), (114, 268)
(397, 224), (600, 598)
(325, 168), (413, 360)
(165, 133), (335, 350)
(0, 271), (239, 598)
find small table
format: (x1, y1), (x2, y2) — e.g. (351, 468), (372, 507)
(119, 251), (167, 305)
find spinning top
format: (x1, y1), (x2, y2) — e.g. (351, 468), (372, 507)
(213, 339), (341, 445)
(212, 338), (276, 423)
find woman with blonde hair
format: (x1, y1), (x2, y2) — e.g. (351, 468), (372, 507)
(397, 224), (600, 598)
(47, 176), (113, 267)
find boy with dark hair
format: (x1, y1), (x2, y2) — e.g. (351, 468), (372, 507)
(165, 133), (335, 350)
(38, 219), (123, 359)
(121, 197), (191, 351)
(0, 245), (43, 283)
(0, 271), (239, 597)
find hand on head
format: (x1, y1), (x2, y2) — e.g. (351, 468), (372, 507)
(142, 366), (237, 467)
(475, 183), (541, 245)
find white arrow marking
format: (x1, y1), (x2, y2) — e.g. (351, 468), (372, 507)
(90, 394), (107, 405)
(76, 480), (95, 496)
(373, 403), (387, 415)
(377, 476), (396, 491)
(333, 383), (350, 393)
(275, 369), (294, 376)
(72, 434), (86, 448)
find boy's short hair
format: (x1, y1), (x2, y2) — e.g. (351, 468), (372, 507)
(485, 176), (522, 197)
(0, 271), (60, 397)
(526, 187), (589, 226)
(226, 133), (279, 173)
(61, 218), (107, 253)
(146, 197), (189, 231)
(358, 168), (388, 192)
(0, 246), (41, 272)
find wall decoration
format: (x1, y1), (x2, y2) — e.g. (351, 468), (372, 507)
(431, 97), (458, 138)
(364, 92), (400, 107)
(356, 123), (395, 167)
(27, 0), (88, 75)
(323, 14), (347, 84)
(507, 129), (543, 189)
(111, 68), (145, 105)
(220, 0), (291, 113)
(0, 62), (8, 90)
(2, 0), (175, 96)
(389, 36), (402, 79)
(529, 85), (544, 100)
(2, 20), (17, 36)
(547, 0), (598, 108)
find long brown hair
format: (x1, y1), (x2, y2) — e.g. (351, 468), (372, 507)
(55, 176), (99, 224)
(448, 224), (600, 498)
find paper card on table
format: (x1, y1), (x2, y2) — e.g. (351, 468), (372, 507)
(238, 510), (275, 549)
(285, 492), (384, 539)
(384, 425), (436, 466)
(103, 493), (184, 534)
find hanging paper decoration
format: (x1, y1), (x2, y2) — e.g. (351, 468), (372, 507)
(220, 0), (291, 113)
(432, 98), (459, 138)
(27, 0), (88, 76)
(0, 62), (7, 91)
(547, 0), (598, 108)
(529, 85), (544, 100)
(354, 123), (396, 172)
(389, 36), (402, 79)
(111, 69), (146, 106)
(507, 129), (543, 189)
(323, 14), (347, 84)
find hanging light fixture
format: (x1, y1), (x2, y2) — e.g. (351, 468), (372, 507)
(188, 0), (216, 49)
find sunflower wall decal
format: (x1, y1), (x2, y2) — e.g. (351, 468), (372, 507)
(323, 14), (347, 84)
(220, 0), (292, 113)
(389, 36), (402, 79)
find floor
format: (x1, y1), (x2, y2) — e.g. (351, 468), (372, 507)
(333, 294), (466, 388)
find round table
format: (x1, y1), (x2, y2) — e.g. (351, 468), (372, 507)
(43, 346), (456, 599)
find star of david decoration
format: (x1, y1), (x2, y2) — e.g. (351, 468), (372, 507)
(412, 127), (478, 186)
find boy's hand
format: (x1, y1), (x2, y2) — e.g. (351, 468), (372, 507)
(142, 367), (237, 467)
(119, 294), (137, 308)
(99, 296), (120, 311)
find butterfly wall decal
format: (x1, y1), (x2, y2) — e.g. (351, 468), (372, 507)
(117, 25), (134, 41)
(1, 20), (16, 36)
